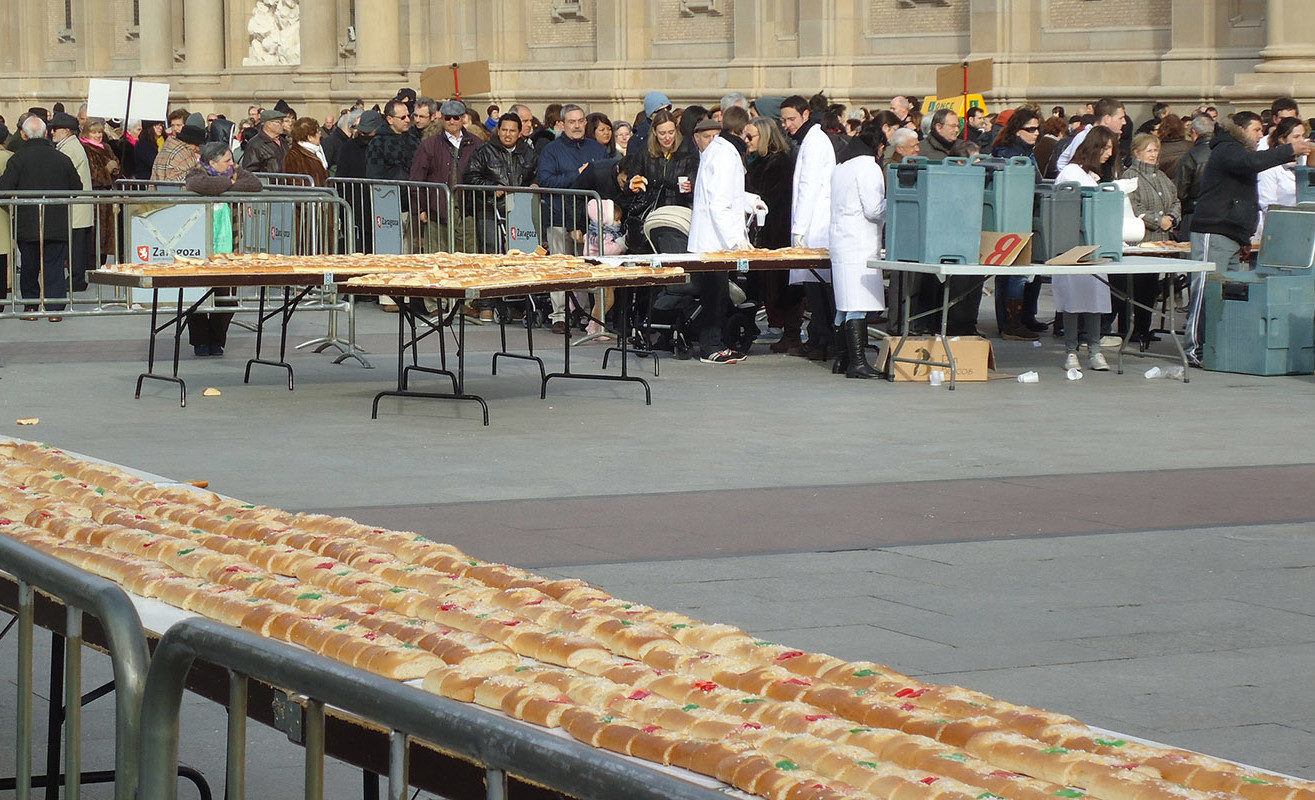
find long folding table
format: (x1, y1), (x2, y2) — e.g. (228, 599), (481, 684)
(870, 255), (1215, 389)
(339, 272), (688, 425)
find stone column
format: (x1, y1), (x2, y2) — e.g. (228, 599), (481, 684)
(79, 0), (115, 72)
(183, 0), (226, 72)
(299, 0), (338, 71)
(1223, 0), (1315, 104)
(1161, 0), (1223, 96)
(1255, 0), (1315, 74)
(139, 0), (175, 74)
(354, 0), (401, 73)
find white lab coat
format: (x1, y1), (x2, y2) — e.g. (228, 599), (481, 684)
(789, 123), (835, 284)
(687, 135), (749, 253)
(828, 154), (886, 312)
(1052, 163), (1111, 314)
(1256, 163), (1296, 237)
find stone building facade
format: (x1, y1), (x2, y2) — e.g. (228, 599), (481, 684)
(1, 0), (1312, 125)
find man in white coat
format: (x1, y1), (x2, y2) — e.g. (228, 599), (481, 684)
(780, 95), (836, 360)
(828, 122), (887, 379)
(687, 117), (751, 364)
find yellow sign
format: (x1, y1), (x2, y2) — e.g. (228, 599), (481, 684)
(922, 95), (987, 118)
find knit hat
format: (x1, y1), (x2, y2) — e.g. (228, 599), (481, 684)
(177, 112), (207, 145)
(754, 96), (785, 120)
(356, 110), (385, 135)
(644, 91), (671, 117)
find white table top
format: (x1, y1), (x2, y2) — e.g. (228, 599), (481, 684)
(870, 255), (1215, 278)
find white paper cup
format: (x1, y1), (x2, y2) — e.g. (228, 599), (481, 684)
(928, 370), (945, 386)
(1017, 371), (1039, 383)
(1066, 368), (1083, 381)
(1144, 367), (1162, 379)
(678, 176), (691, 193)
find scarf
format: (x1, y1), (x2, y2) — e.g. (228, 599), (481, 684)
(299, 141), (328, 169)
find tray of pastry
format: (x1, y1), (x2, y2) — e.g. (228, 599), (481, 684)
(3, 438), (1313, 800)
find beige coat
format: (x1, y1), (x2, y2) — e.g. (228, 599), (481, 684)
(0, 148), (11, 256)
(56, 135), (94, 229)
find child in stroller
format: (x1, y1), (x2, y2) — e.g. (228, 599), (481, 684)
(646, 275), (762, 359)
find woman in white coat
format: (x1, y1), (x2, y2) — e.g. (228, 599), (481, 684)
(827, 122), (888, 379)
(1054, 126), (1118, 372)
(1256, 118), (1307, 237)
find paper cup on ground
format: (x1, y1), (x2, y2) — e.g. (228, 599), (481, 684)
(928, 370), (945, 386)
(1017, 371), (1039, 384)
(1066, 368), (1083, 381)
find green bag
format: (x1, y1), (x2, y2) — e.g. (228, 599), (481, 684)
(212, 203), (234, 255)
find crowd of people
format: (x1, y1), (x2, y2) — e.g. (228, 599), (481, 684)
(1, 89), (1312, 371)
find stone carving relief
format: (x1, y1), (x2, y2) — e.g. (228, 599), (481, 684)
(244, 0), (301, 65)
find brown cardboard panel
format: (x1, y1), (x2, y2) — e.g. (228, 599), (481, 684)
(883, 336), (996, 382)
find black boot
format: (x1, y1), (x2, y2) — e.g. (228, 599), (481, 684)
(830, 325), (849, 374)
(844, 319), (880, 379)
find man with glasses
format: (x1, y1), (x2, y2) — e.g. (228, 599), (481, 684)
(366, 99), (419, 182)
(919, 108), (960, 161)
(241, 108), (287, 173)
(411, 99), (482, 256)
(536, 103), (607, 334)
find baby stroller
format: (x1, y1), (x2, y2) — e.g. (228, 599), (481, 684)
(639, 208), (761, 359)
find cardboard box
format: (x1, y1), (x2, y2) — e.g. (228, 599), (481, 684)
(881, 336), (996, 382)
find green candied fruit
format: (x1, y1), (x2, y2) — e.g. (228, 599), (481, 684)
(857, 761), (879, 769)
(466, 560), (479, 566)
(389, 587), (406, 594)
(297, 593), (322, 600)
(1093, 738), (1126, 747)
(476, 614), (490, 619)
(853, 669), (881, 677)
(854, 689), (869, 696)
(620, 620), (634, 626)
(242, 504), (256, 509)
(334, 623), (349, 631)
(413, 536), (427, 541)
(938, 753), (968, 762)
(1042, 747), (1069, 755)
(621, 604), (633, 609)
(191, 529), (204, 534)
(514, 666), (533, 672)
(978, 794), (1005, 800)
(670, 624), (690, 629)
(682, 704), (700, 711)
(775, 760), (799, 771)
(969, 701), (986, 707)
(400, 643), (417, 649)
(849, 728), (873, 734)
(52, 474), (64, 480)
(933, 718), (949, 724)
(95, 487), (106, 495)
(1243, 779), (1271, 786)
(223, 515), (234, 520)
(336, 570), (352, 577)
(1054, 790), (1085, 798)
(547, 629), (565, 636)
(177, 548), (195, 555)
(753, 640), (777, 647)
(741, 697), (765, 704)
(598, 716), (614, 723)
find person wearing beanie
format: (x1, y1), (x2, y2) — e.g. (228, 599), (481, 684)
(240, 108), (287, 173)
(151, 112), (205, 181)
(629, 91), (673, 156)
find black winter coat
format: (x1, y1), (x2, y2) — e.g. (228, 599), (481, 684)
(745, 148), (795, 249)
(627, 146), (699, 212)
(0, 137), (83, 241)
(335, 136), (371, 180)
(463, 138), (538, 214)
(1190, 123), (1296, 245)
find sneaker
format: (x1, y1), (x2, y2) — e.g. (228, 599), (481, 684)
(194, 345), (211, 357)
(1063, 352), (1080, 370)
(1089, 352), (1110, 371)
(755, 327), (783, 342)
(1186, 352), (1203, 368)
(1099, 335), (1123, 348)
(700, 349), (745, 364)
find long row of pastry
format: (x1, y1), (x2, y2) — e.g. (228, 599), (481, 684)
(1, 440), (1310, 800)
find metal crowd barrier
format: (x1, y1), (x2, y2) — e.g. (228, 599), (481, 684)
(0, 534), (150, 800)
(327, 177), (455, 257)
(0, 188), (368, 364)
(139, 617), (726, 800)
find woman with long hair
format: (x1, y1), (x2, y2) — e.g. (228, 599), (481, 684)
(625, 108), (699, 253)
(1053, 126), (1119, 372)
(585, 112), (615, 157)
(744, 116), (803, 351)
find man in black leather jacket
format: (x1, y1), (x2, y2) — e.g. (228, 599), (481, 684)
(463, 112), (538, 253)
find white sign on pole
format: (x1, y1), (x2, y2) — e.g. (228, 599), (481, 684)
(86, 78), (171, 121)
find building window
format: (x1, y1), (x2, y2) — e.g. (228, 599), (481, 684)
(552, 0), (586, 21)
(58, 0), (76, 42)
(680, 0), (723, 15)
